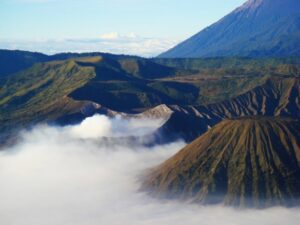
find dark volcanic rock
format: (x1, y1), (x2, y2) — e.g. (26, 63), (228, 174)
(157, 77), (300, 142)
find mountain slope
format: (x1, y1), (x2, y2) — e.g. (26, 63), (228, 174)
(159, 0), (300, 58)
(0, 59), (97, 138)
(0, 50), (49, 78)
(156, 77), (300, 142)
(143, 117), (300, 207)
(0, 56), (151, 128)
(202, 77), (300, 118)
(0, 50), (139, 78)
(0, 55), (200, 145)
(0, 51), (299, 145)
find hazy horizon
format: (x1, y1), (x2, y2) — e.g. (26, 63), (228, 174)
(0, 0), (245, 56)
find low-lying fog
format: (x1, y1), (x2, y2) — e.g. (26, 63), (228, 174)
(0, 115), (299, 225)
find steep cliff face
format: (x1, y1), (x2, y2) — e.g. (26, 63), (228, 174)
(159, 0), (300, 58)
(202, 77), (300, 118)
(143, 118), (300, 208)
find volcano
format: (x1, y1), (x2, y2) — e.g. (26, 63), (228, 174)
(159, 0), (300, 58)
(143, 117), (300, 208)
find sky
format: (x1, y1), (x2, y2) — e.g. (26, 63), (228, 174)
(0, 0), (246, 56)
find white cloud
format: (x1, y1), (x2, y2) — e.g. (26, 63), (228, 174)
(69, 115), (113, 138)
(99, 32), (138, 40)
(0, 115), (299, 225)
(0, 34), (179, 57)
(100, 32), (120, 40)
(66, 114), (165, 139)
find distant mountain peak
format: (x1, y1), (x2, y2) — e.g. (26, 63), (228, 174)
(235, 0), (298, 14)
(233, 0), (265, 14)
(159, 0), (300, 58)
(238, 0), (263, 9)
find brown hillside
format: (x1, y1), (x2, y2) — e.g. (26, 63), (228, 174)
(143, 117), (300, 208)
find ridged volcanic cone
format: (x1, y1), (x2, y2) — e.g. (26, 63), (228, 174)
(143, 117), (300, 208)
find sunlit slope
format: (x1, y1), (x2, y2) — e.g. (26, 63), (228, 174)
(143, 118), (300, 207)
(0, 59), (97, 135)
(0, 55), (181, 122)
(0, 55), (193, 139)
(0, 49), (139, 78)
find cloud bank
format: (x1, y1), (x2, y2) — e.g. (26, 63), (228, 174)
(0, 34), (179, 57)
(0, 115), (299, 225)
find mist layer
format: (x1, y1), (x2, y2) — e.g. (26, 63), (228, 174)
(0, 115), (299, 225)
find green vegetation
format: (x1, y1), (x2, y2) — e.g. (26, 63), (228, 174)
(0, 53), (299, 145)
(153, 57), (300, 77)
(0, 60), (96, 137)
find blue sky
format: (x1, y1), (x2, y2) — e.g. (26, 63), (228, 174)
(0, 0), (246, 56)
